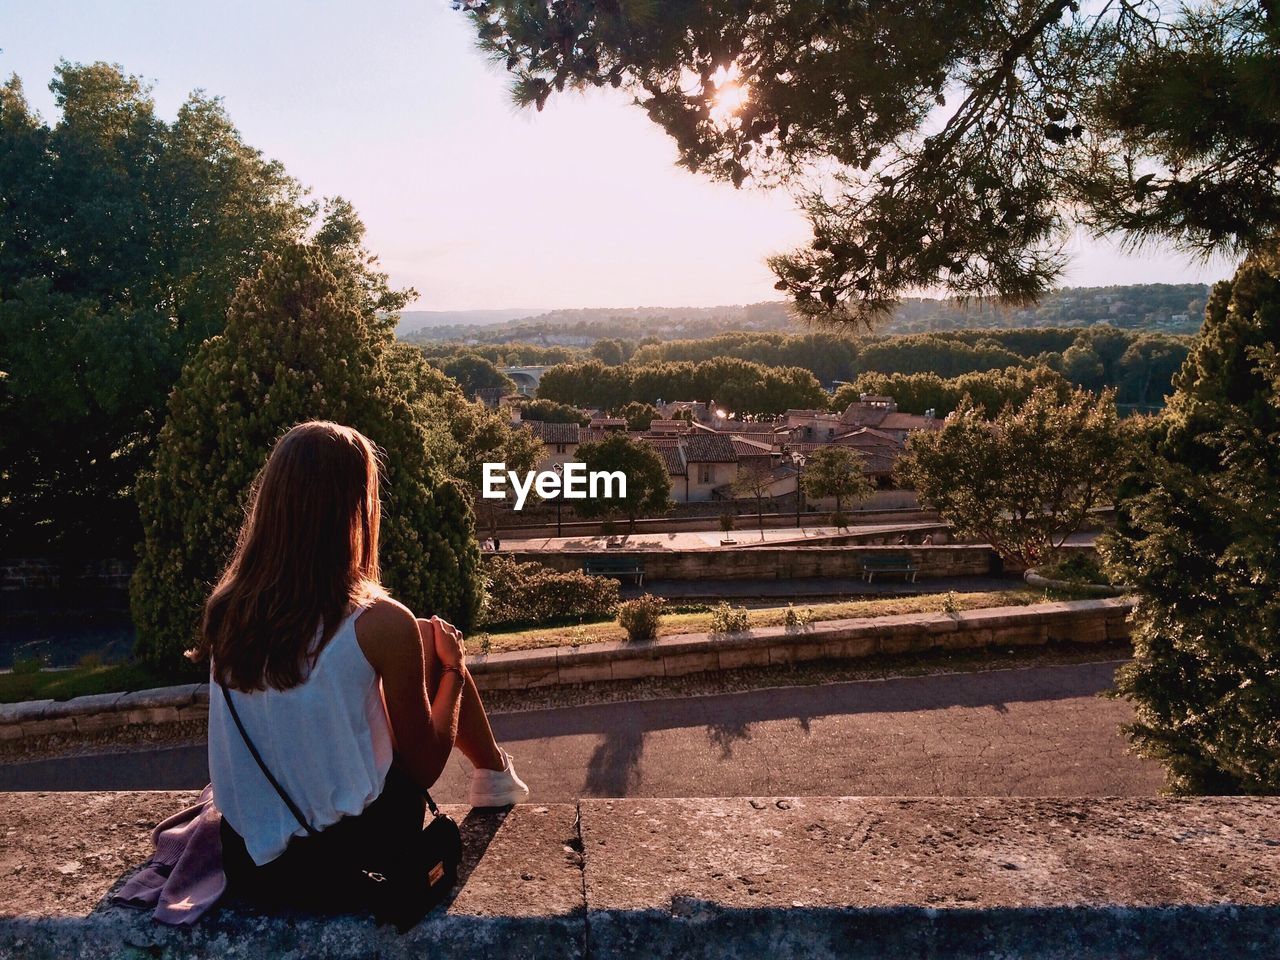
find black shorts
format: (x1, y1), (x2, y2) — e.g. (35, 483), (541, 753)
(220, 764), (426, 913)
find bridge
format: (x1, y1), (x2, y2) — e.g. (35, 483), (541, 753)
(502, 365), (548, 396)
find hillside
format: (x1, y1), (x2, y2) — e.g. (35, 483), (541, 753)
(400, 283), (1208, 344)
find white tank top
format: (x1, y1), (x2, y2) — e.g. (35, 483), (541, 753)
(207, 605), (394, 866)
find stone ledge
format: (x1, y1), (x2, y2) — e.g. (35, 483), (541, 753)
(1, 793), (1277, 959)
(0, 600), (1135, 747)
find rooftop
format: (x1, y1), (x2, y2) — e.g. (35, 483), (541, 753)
(682, 433), (739, 463)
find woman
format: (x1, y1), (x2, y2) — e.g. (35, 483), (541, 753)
(200, 420), (526, 910)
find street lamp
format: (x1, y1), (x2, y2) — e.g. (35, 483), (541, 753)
(789, 450), (807, 529)
(552, 462), (564, 538)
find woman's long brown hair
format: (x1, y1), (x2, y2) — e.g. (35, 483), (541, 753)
(200, 421), (386, 691)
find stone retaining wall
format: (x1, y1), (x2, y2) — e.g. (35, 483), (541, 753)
(0, 599), (1132, 753)
(1, 792), (1276, 959)
(509, 543), (1105, 581)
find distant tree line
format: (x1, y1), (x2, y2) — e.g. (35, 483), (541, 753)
(511, 326), (1189, 414)
(536, 357), (828, 415)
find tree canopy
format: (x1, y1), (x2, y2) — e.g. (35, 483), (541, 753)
(897, 385), (1126, 566)
(801, 446), (874, 514)
(0, 62), (315, 554)
(574, 432), (672, 531)
(536, 356), (827, 414)
(464, 0), (1278, 321)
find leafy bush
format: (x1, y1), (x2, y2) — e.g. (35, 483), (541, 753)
(11, 656), (43, 676)
(481, 557), (619, 628)
(1038, 551), (1109, 586)
(709, 601), (750, 636)
(783, 604), (815, 632)
(617, 595), (665, 642)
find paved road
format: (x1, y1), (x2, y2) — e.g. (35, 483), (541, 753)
(0, 660), (1162, 797)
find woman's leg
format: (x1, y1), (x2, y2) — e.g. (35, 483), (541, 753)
(417, 618), (504, 771)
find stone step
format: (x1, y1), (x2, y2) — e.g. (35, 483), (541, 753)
(2, 792), (1277, 958)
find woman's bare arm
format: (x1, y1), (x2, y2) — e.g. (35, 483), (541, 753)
(356, 598), (463, 790)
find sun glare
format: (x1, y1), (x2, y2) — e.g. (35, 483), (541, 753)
(708, 63), (749, 125)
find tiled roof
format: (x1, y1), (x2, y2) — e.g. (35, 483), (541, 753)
(522, 420), (580, 444)
(648, 419), (687, 434)
(654, 445), (687, 477)
(730, 436), (775, 457)
(879, 413), (940, 431)
(683, 433), (738, 463)
(833, 427), (902, 448)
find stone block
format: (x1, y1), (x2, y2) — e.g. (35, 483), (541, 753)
(939, 626), (993, 651)
(580, 796), (1280, 960)
(0, 793), (583, 960)
(115, 685), (197, 710)
(54, 692), (124, 718)
(716, 646), (772, 670)
(991, 623), (1048, 647)
(0, 699), (54, 724)
(26, 716), (77, 736)
(879, 631), (934, 655)
(819, 635), (879, 660)
(661, 651), (720, 677)
(608, 655), (666, 681)
(556, 661), (615, 685)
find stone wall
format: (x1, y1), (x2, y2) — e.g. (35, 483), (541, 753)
(2, 792), (1277, 959)
(506, 543), (1097, 582)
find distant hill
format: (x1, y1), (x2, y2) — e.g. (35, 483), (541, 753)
(399, 284), (1208, 345)
(396, 308), (543, 334)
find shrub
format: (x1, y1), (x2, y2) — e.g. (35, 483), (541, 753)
(719, 512), (736, 533)
(11, 656), (43, 676)
(481, 557), (620, 628)
(131, 246), (481, 675)
(617, 595), (665, 642)
(709, 601), (750, 635)
(783, 604), (815, 632)
(1039, 551), (1109, 586)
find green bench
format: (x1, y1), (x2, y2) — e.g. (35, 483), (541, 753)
(583, 556), (645, 586)
(861, 554), (919, 583)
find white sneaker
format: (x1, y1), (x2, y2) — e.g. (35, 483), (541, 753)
(468, 749), (529, 808)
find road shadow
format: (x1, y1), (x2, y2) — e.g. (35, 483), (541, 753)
(581, 722), (644, 797)
(497, 661), (1121, 747)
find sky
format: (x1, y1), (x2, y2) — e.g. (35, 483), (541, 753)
(3, 0), (1234, 312)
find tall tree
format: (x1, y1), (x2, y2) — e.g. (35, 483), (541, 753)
(131, 246), (482, 674)
(465, 0), (1278, 321)
(1101, 246), (1280, 793)
(0, 63), (313, 554)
